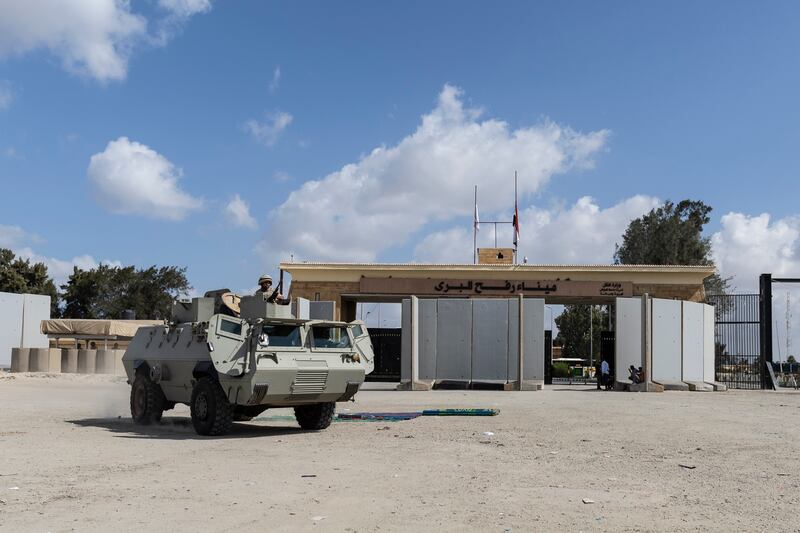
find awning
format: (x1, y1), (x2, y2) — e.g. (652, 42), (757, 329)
(40, 319), (163, 338)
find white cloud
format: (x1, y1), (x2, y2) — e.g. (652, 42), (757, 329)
(224, 194), (258, 229)
(710, 212), (800, 359)
(158, 0), (212, 18)
(87, 137), (203, 220)
(0, 0), (210, 82)
(711, 212), (800, 291)
(246, 110), (293, 147)
(0, 224), (28, 248)
(152, 0), (212, 45)
(0, 80), (12, 110)
(1, 225), (121, 287)
(414, 195), (660, 264)
(273, 171), (291, 182)
(3, 146), (22, 159)
(269, 65), (281, 92)
(15, 247), (122, 287)
(259, 85), (609, 265)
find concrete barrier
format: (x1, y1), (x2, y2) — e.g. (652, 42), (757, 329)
(46, 348), (61, 372)
(10, 347), (30, 373)
(77, 349), (97, 374)
(113, 350), (127, 376)
(651, 299), (689, 391)
(29, 348), (52, 372)
(95, 349), (116, 374)
(62, 349), (79, 373)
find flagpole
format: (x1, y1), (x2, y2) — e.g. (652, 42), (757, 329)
(473, 185), (477, 264)
(514, 171), (518, 264)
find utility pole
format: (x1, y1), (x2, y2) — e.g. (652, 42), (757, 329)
(786, 292), (792, 362)
(589, 305), (593, 367)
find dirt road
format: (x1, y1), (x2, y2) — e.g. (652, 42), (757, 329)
(0, 373), (798, 532)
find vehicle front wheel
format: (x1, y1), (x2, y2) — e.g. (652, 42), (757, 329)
(294, 402), (335, 430)
(130, 374), (165, 425)
(190, 377), (233, 436)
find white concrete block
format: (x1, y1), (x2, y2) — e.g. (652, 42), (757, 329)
(652, 299), (682, 384)
(0, 292), (24, 367)
(615, 297), (643, 382)
(22, 294), (50, 349)
(682, 301), (705, 383)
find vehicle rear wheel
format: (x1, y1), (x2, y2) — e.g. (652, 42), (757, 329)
(190, 377), (233, 436)
(130, 374), (165, 425)
(294, 402), (335, 430)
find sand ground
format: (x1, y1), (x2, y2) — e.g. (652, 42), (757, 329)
(0, 372), (798, 532)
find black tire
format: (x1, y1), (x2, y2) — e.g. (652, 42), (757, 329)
(294, 402), (335, 430)
(190, 376), (233, 436)
(130, 374), (165, 425)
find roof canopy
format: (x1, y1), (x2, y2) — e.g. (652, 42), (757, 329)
(41, 319), (162, 339)
(280, 262), (715, 285)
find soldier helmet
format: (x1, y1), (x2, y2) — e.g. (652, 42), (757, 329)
(258, 274), (273, 285)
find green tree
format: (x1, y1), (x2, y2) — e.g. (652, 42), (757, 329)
(614, 199), (729, 295)
(61, 264), (190, 320)
(0, 248), (59, 316)
(554, 305), (609, 359)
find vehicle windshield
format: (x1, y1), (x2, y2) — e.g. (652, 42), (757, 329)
(261, 324), (302, 347)
(311, 325), (351, 349)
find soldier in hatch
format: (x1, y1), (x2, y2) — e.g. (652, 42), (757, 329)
(256, 274), (284, 302)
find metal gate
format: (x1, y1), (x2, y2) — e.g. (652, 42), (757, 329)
(366, 328), (401, 381)
(706, 294), (762, 389)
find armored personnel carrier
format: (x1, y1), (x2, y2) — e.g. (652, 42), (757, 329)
(122, 290), (374, 436)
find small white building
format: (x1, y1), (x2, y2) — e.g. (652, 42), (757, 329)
(0, 291), (51, 368)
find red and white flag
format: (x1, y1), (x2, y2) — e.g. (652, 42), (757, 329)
(512, 200), (520, 246)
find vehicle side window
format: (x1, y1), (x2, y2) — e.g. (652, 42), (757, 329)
(219, 317), (243, 336)
(261, 325), (301, 347)
(311, 326), (352, 349)
(351, 324), (364, 338)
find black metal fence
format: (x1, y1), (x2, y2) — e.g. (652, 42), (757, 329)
(365, 327), (401, 381)
(706, 294), (762, 389)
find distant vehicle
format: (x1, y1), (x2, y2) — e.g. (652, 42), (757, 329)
(122, 290), (374, 436)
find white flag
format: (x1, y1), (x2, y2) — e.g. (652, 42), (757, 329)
(474, 201), (480, 232)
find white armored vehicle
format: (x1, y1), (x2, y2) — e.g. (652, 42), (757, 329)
(122, 290), (374, 436)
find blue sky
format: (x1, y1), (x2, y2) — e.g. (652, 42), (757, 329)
(1, 0), (800, 312)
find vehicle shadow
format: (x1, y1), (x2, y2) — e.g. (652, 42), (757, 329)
(67, 416), (312, 440)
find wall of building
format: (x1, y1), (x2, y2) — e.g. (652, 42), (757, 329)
(289, 281), (360, 321)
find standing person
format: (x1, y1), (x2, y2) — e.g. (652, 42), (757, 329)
(601, 358), (611, 390)
(255, 274), (284, 302)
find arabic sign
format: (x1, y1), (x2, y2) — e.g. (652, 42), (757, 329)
(433, 280), (558, 294)
(359, 278), (632, 298)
